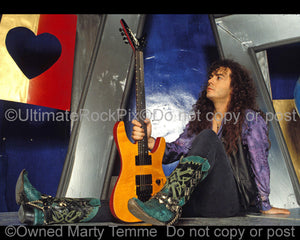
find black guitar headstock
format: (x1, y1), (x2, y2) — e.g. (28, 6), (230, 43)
(119, 19), (146, 52)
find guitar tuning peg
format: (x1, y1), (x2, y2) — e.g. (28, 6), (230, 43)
(119, 28), (125, 36)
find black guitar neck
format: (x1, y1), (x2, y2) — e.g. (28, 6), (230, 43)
(135, 50), (151, 166)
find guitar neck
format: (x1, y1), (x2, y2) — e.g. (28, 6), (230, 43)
(135, 50), (148, 155)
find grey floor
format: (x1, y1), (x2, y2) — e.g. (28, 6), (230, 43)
(1, 208), (300, 226)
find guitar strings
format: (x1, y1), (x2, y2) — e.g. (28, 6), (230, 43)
(136, 50), (150, 197)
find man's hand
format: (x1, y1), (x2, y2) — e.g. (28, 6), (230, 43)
(131, 118), (154, 150)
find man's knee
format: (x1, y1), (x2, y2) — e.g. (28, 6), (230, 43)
(193, 129), (218, 145)
(188, 129), (218, 158)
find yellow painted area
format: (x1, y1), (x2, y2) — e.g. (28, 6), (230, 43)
(273, 99), (300, 183)
(0, 14), (40, 103)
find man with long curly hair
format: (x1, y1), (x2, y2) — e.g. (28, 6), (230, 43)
(128, 59), (290, 225)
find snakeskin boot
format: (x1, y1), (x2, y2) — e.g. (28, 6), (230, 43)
(15, 169), (101, 225)
(128, 155), (210, 225)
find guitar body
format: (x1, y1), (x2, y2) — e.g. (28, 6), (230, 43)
(110, 121), (166, 222)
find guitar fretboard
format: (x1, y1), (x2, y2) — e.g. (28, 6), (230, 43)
(135, 50), (150, 163)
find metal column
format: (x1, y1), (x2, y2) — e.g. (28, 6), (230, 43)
(57, 14), (146, 199)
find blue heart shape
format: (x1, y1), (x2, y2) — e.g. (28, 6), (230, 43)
(5, 27), (62, 79)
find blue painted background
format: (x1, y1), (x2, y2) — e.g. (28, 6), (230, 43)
(0, 101), (69, 211)
(124, 14), (218, 144)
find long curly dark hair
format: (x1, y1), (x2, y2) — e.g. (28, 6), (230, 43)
(188, 59), (262, 154)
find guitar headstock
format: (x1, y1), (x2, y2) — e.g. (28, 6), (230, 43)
(119, 19), (146, 52)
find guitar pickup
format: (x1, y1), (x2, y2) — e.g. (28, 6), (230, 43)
(136, 174), (152, 185)
(135, 155), (152, 165)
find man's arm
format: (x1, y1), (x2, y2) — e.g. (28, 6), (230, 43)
(243, 110), (290, 215)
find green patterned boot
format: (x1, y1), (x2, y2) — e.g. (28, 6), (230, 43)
(18, 196), (101, 225)
(128, 155), (210, 225)
(15, 169), (101, 225)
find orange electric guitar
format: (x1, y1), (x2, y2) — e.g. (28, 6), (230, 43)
(110, 19), (166, 223)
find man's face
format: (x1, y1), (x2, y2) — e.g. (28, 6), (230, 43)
(206, 67), (232, 103)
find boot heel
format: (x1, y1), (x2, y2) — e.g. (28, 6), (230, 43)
(18, 205), (35, 225)
(18, 205), (44, 225)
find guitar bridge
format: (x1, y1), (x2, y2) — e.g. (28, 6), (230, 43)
(136, 185), (152, 202)
(136, 174), (153, 202)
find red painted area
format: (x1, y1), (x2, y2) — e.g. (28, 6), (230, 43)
(27, 14), (77, 110)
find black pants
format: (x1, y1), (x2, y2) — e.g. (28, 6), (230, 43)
(182, 129), (242, 218)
